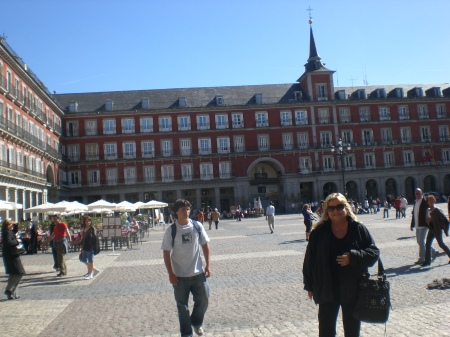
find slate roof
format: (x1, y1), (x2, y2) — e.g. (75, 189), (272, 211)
(53, 82), (450, 114)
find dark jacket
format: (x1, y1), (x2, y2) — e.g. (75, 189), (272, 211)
(430, 207), (449, 236)
(411, 197), (428, 229)
(303, 217), (379, 304)
(1, 229), (26, 275)
(81, 226), (95, 251)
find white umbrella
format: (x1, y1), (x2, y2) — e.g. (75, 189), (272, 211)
(133, 201), (145, 209)
(90, 208), (114, 214)
(87, 199), (117, 211)
(24, 202), (55, 213)
(51, 201), (88, 213)
(140, 200), (168, 209)
(0, 200), (16, 211)
(115, 201), (136, 212)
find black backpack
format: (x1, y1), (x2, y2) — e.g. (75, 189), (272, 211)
(171, 221), (202, 247)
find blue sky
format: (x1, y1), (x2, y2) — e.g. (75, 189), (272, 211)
(2, 0), (449, 94)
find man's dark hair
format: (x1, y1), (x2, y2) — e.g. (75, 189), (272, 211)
(172, 199), (191, 219)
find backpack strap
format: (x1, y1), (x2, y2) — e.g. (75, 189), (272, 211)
(171, 220), (202, 248)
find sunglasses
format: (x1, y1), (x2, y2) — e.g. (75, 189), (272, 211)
(327, 204), (345, 212)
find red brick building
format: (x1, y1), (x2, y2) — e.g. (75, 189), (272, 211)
(0, 37), (63, 220)
(2, 23), (450, 214)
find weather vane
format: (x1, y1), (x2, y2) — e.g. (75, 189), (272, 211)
(307, 6), (313, 24)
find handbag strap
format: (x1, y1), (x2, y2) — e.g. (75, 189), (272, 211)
(377, 258), (386, 281)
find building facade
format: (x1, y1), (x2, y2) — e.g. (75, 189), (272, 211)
(1, 23), (450, 214)
(0, 37), (63, 221)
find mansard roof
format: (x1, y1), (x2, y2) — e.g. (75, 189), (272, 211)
(54, 82), (450, 114)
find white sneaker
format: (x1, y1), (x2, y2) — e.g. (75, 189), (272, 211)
(193, 326), (204, 336)
(84, 274), (93, 280)
(83, 273), (90, 277)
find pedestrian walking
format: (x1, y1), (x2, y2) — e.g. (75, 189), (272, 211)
(265, 201), (275, 233)
(42, 215), (72, 277)
(301, 204), (314, 241)
(161, 199), (211, 337)
(212, 208), (220, 229)
(78, 216), (100, 279)
(2, 219), (26, 300)
(421, 194), (450, 266)
(303, 193), (380, 337)
(411, 188), (437, 265)
(383, 199), (389, 218)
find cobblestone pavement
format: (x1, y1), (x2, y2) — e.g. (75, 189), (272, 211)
(1, 211), (450, 337)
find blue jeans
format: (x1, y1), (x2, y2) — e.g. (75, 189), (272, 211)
(173, 273), (209, 337)
(416, 227), (434, 262)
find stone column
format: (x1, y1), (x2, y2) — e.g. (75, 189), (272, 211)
(195, 189), (202, 209)
(13, 188), (19, 221)
(214, 188), (221, 210)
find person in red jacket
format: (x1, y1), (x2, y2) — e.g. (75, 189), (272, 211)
(394, 196), (402, 219)
(42, 215), (72, 277)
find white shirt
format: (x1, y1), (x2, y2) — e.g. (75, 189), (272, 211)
(413, 198), (422, 228)
(266, 205), (275, 216)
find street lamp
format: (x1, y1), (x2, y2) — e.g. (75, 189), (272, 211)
(331, 138), (351, 195)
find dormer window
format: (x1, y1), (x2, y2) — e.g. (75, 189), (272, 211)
(179, 97), (187, 108)
(425, 87), (441, 98)
(294, 91), (302, 101)
(216, 96), (224, 106)
(69, 101), (78, 113)
(255, 93), (263, 104)
(407, 87), (423, 98)
(316, 84), (327, 101)
(142, 98), (149, 109)
(105, 100), (113, 111)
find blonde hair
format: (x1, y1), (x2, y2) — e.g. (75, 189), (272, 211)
(319, 193), (357, 223)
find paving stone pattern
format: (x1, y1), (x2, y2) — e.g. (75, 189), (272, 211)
(1, 212), (450, 336)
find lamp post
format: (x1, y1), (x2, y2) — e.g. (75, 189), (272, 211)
(331, 138), (351, 195)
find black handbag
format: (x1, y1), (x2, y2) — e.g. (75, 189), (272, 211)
(353, 258), (391, 323)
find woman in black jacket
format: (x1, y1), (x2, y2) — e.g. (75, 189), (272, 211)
(303, 193), (379, 337)
(79, 216), (99, 280)
(2, 219), (26, 300)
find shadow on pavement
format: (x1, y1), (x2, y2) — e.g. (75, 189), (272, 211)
(385, 264), (430, 277)
(279, 239), (305, 245)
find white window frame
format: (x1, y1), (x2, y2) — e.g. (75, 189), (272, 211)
(215, 114), (228, 129)
(181, 163), (193, 181)
(140, 117), (153, 133)
(339, 108), (351, 123)
(403, 151), (414, 167)
(316, 83), (328, 101)
(233, 135), (245, 153)
(439, 126), (449, 141)
(420, 126), (431, 142)
(295, 110), (308, 125)
(297, 132), (309, 150)
(418, 105), (429, 119)
(280, 110), (292, 126)
(362, 129), (374, 146)
(69, 170), (81, 187)
(257, 134), (270, 151)
(381, 128), (392, 144)
(103, 119), (116, 134)
(442, 149), (450, 164)
(66, 121), (79, 137)
(143, 166), (155, 183)
(122, 118), (135, 134)
(323, 156), (334, 171)
(318, 108), (329, 124)
(299, 157), (311, 173)
(341, 130), (353, 145)
(159, 116), (172, 132)
(400, 127), (411, 143)
(217, 137), (230, 154)
(384, 152), (395, 168)
(141, 141), (154, 158)
(219, 161), (231, 179)
(68, 144), (79, 162)
(106, 168), (118, 185)
(398, 106), (409, 120)
(123, 142), (136, 159)
(200, 163), (213, 180)
(104, 143), (117, 160)
(319, 131), (332, 148)
(87, 169), (100, 187)
(197, 115), (210, 130)
(180, 139), (192, 156)
(198, 138), (211, 155)
(161, 140), (173, 157)
(178, 116), (191, 131)
(161, 165), (174, 182)
(282, 133), (293, 150)
(255, 111), (268, 127)
(359, 107), (370, 122)
(364, 153), (376, 168)
(379, 107), (391, 121)
(85, 120), (97, 135)
(232, 113), (244, 128)
(85, 143), (99, 161)
(124, 166), (137, 184)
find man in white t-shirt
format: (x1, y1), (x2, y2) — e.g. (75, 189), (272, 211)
(400, 195), (408, 218)
(265, 201), (275, 233)
(161, 199), (211, 336)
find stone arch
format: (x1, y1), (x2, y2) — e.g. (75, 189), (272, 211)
(404, 176), (416, 201)
(365, 179), (378, 199)
(385, 178), (397, 199)
(46, 164), (55, 186)
(423, 175), (436, 192)
(444, 174), (450, 195)
(346, 180), (358, 200)
(323, 182), (338, 199)
(247, 157), (285, 178)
